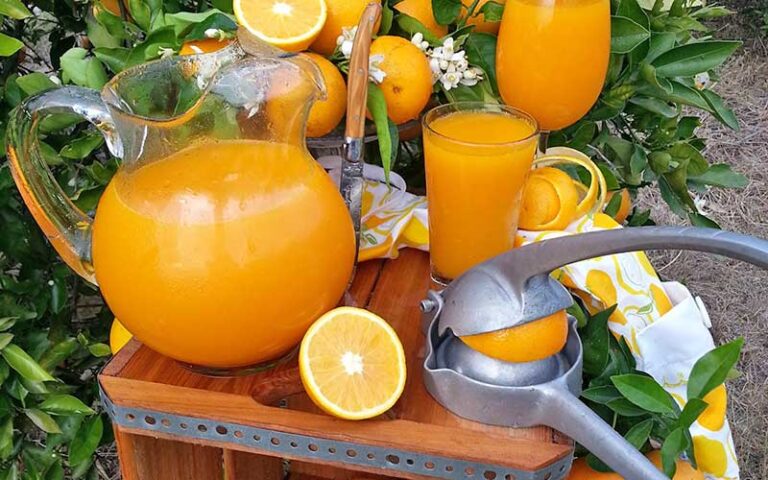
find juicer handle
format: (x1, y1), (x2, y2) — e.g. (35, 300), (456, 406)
(541, 387), (668, 480)
(6, 87), (123, 284)
(506, 226), (768, 286)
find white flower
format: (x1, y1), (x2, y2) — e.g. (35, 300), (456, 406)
(48, 75), (61, 85)
(440, 70), (462, 91)
(368, 54), (387, 84)
(425, 36), (484, 90)
(204, 28), (228, 41)
(694, 72), (711, 90)
(158, 46), (175, 59)
(410, 32), (429, 52)
(337, 26), (357, 59)
(459, 67), (484, 86)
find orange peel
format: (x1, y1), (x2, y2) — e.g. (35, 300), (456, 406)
(520, 152), (607, 231)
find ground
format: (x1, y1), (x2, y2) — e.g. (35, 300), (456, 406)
(638, 7), (768, 478)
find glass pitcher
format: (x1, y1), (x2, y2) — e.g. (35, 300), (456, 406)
(6, 36), (357, 372)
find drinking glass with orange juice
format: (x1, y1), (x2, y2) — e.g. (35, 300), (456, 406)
(7, 36), (357, 372)
(422, 103), (540, 284)
(496, 0), (611, 134)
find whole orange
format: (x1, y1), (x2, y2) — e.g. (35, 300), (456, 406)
(464, 0), (506, 34)
(395, 0), (448, 38)
(369, 35), (432, 125)
(311, 0), (382, 55)
(567, 453), (704, 479)
(303, 53), (347, 138)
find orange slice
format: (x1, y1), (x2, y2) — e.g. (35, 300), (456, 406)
(234, 0), (327, 52)
(299, 307), (407, 420)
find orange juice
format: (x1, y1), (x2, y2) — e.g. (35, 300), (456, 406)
(423, 107), (538, 281)
(92, 140), (356, 368)
(496, 0), (610, 131)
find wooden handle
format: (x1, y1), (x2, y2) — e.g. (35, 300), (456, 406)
(345, 2), (382, 139)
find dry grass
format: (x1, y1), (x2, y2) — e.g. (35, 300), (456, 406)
(636, 39), (768, 479)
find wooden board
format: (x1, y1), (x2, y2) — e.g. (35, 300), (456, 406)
(101, 250), (572, 479)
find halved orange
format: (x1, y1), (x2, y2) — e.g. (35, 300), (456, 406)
(234, 0), (327, 52)
(299, 307), (407, 420)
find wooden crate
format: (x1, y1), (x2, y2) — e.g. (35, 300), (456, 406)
(99, 249), (574, 480)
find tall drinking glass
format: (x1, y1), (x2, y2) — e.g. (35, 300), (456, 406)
(422, 103), (540, 284)
(496, 0), (610, 136)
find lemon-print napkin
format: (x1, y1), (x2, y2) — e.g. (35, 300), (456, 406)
(319, 152), (740, 479)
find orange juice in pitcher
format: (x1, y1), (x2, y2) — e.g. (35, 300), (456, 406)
(7, 38), (357, 371)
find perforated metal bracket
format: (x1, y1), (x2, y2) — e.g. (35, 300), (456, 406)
(100, 386), (572, 480)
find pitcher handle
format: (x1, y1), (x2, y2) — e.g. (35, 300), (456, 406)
(6, 86), (122, 284)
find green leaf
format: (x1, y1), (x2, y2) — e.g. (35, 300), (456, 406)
(87, 343), (111, 358)
(678, 397), (708, 429)
(645, 32), (676, 63)
(581, 385), (623, 404)
(478, 1), (504, 22)
(183, 13), (237, 41)
(611, 16), (650, 54)
(606, 397), (649, 416)
(25, 409), (61, 434)
(38, 339), (80, 372)
(687, 338), (743, 399)
(395, 14), (442, 45)
(432, 0), (462, 25)
(15, 73), (58, 96)
(128, 0), (153, 31)
(380, 1), (394, 35)
(611, 374), (677, 414)
(0, 418), (13, 461)
(668, 142), (707, 176)
(689, 164), (748, 188)
(660, 427), (689, 478)
(0, 0), (31, 18)
(2, 345), (55, 382)
(464, 33), (497, 94)
(367, 83), (395, 182)
(604, 189), (623, 217)
(39, 395), (95, 416)
(701, 89), (739, 131)
(624, 418), (654, 449)
(69, 416), (103, 467)
(164, 9), (225, 34)
(618, 0), (649, 27)
(652, 41), (741, 77)
(566, 302), (588, 329)
(0, 32), (23, 57)
(60, 132), (105, 160)
(0, 335), (13, 351)
(581, 306), (615, 377)
(94, 47), (131, 74)
(692, 6), (734, 19)
(60, 48), (109, 90)
(629, 96), (677, 118)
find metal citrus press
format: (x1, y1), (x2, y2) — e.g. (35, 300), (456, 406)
(421, 226), (768, 480)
